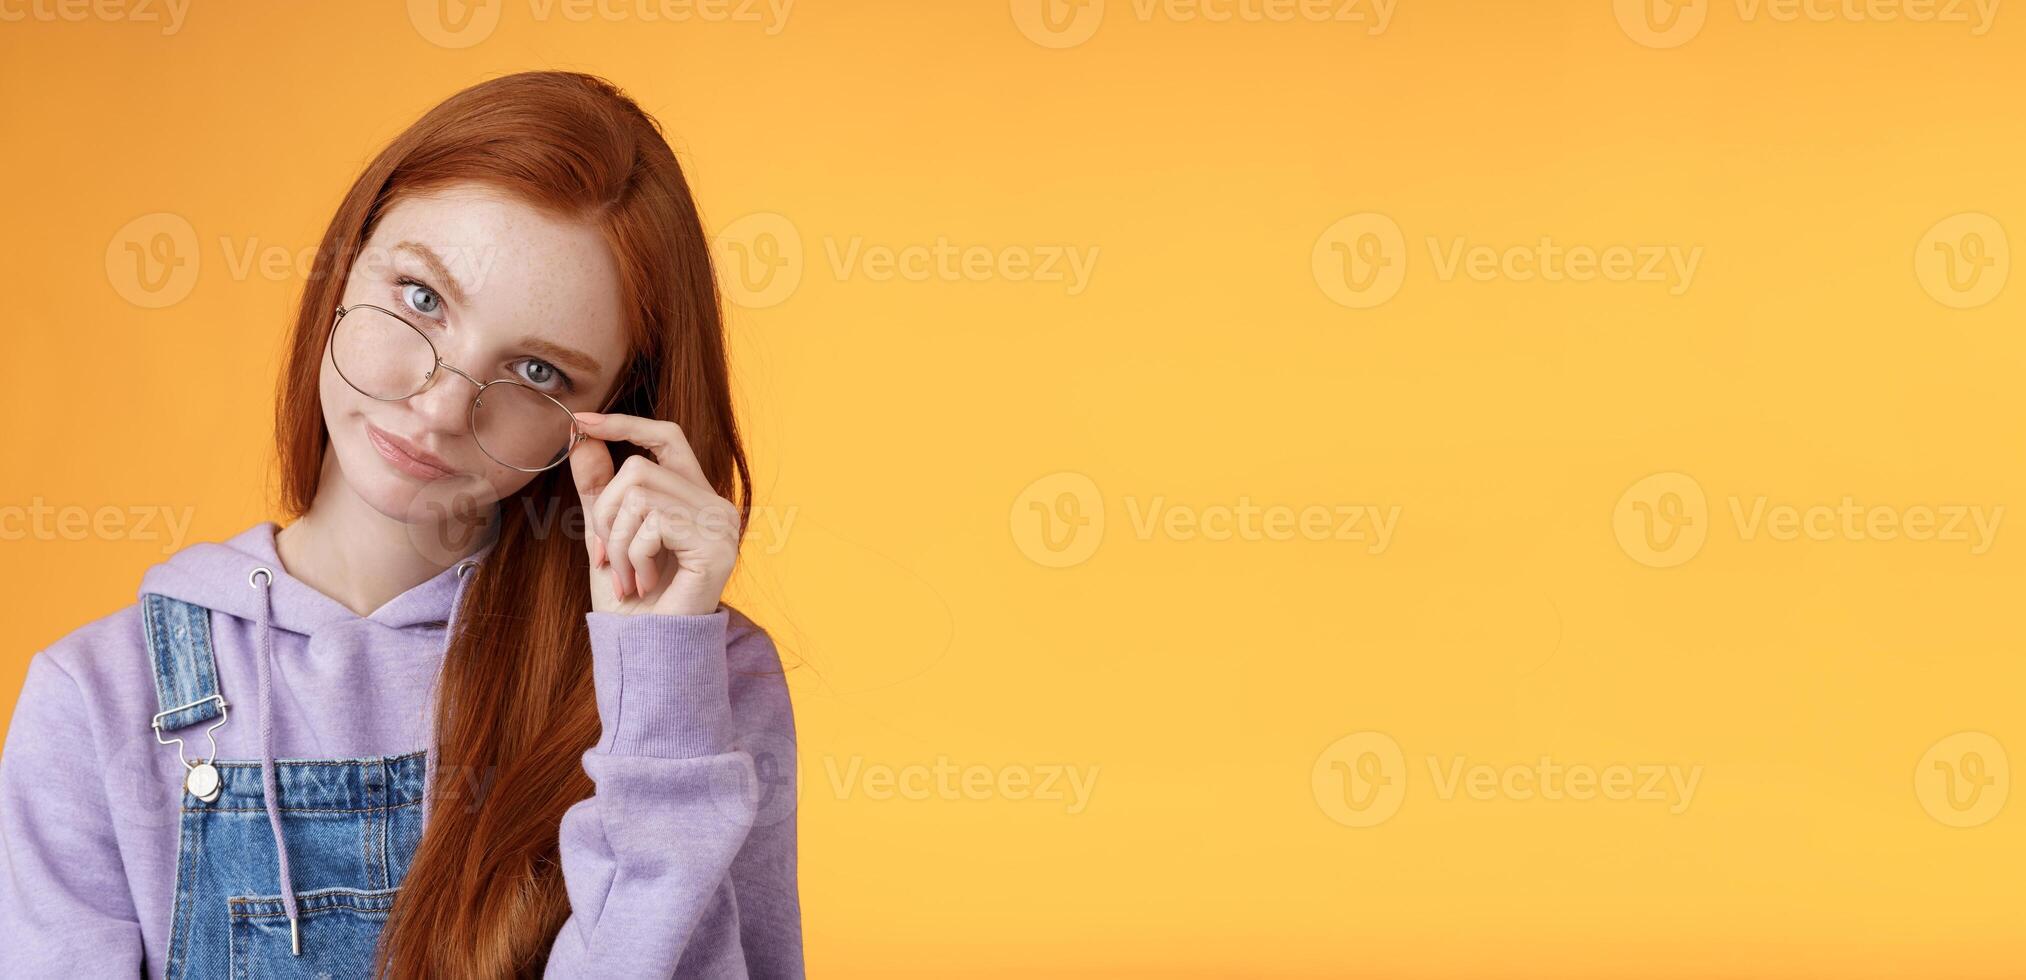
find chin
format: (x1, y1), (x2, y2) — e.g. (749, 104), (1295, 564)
(331, 431), (507, 563)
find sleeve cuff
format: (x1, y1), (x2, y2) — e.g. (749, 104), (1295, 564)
(585, 608), (733, 758)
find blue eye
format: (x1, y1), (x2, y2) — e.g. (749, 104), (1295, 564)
(513, 358), (574, 395)
(399, 279), (442, 317)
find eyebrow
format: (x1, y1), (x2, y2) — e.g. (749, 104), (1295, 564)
(394, 241), (469, 307)
(395, 240), (605, 379)
(517, 336), (604, 378)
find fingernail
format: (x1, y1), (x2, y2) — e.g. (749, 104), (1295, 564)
(610, 568), (623, 597)
(573, 412), (603, 424)
(592, 537), (604, 567)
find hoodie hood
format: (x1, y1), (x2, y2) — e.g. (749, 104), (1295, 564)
(138, 521), (496, 635)
(134, 519), (496, 956)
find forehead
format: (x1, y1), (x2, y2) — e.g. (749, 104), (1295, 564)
(360, 181), (629, 353)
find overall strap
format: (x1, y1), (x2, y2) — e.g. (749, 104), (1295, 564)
(141, 592), (228, 731)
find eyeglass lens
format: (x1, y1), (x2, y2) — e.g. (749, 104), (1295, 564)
(332, 306), (575, 471)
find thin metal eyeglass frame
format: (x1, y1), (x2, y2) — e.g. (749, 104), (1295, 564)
(330, 303), (609, 473)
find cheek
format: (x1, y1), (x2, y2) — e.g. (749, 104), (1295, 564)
(316, 348), (348, 421)
(318, 341), (375, 419)
(473, 457), (541, 502)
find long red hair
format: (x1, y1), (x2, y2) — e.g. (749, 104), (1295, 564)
(272, 70), (750, 977)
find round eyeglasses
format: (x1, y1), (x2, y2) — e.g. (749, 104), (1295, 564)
(329, 303), (590, 472)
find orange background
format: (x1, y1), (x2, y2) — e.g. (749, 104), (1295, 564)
(3, 1), (2023, 976)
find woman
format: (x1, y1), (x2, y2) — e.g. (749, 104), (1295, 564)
(0, 71), (802, 978)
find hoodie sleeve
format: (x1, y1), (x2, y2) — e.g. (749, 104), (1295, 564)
(545, 608), (804, 979)
(0, 651), (145, 976)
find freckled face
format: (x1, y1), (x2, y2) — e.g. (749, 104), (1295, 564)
(318, 181), (630, 523)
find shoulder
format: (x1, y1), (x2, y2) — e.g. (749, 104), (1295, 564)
(6, 601), (154, 761)
(26, 520), (266, 721)
(24, 601), (155, 713)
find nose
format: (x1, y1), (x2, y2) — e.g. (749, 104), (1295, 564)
(408, 356), (483, 435)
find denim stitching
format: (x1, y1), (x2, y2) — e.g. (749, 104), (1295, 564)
(183, 800), (420, 815)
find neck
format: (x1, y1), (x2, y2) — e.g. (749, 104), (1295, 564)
(275, 451), (498, 618)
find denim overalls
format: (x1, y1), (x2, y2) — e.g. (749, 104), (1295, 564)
(143, 559), (476, 979)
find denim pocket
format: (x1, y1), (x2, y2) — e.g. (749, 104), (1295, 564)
(227, 885), (400, 979)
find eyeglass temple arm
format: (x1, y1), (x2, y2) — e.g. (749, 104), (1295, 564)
(566, 346), (629, 442)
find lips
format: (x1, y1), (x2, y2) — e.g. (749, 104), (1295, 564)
(366, 422), (457, 480)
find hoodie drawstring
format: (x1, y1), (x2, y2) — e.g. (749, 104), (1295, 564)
(420, 556), (481, 830)
(245, 555), (482, 957)
(247, 565), (303, 956)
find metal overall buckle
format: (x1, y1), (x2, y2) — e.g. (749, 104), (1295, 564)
(152, 695), (229, 802)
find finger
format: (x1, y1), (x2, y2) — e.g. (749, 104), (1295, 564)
(605, 486), (665, 599)
(571, 412), (710, 487)
(593, 455), (707, 562)
(566, 430), (617, 566)
(694, 499), (744, 549)
(626, 510), (667, 597)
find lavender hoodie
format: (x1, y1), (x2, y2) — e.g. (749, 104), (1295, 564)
(0, 520), (803, 977)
